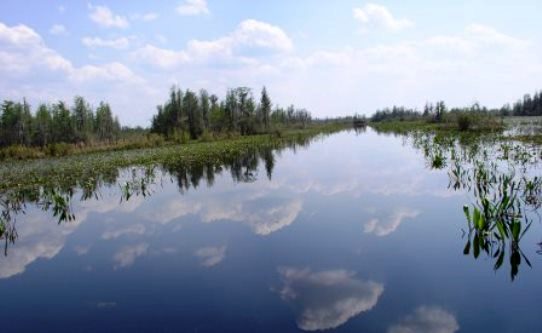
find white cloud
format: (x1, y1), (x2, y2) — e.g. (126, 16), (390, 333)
(133, 44), (190, 69)
(389, 306), (459, 333)
(279, 267), (384, 331)
(233, 19), (293, 52)
(113, 243), (149, 268)
(70, 62), (144, 84)
(49, 24), (68, 36)
(82, 36), (130, 49)
(364, 208), (420, 237)
(0, 22), (72, 73)
(133, 19), (293, 69)
(195, 246), (227, 267)
(465, 23), (528, 48)
(58, 5), (66, 13)
(353, 3), (413, 32)
(177, 0), (209, 16)
(88, 4), (129, 29)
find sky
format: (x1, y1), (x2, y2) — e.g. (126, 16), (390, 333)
(0, 0), (541, 126)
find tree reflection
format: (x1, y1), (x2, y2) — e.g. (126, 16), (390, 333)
(0, 133), (320, 254)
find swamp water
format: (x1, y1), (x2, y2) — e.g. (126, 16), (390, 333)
(1, 129), (541, 332)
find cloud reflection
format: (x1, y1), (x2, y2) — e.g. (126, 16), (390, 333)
(195, 245), (227, 267)
(102, 224), (146, 240)
(113, 243), (149, 269)
(202, 198), (302, 236)
(364, 208), (420, 237)
(388, 306), (459, 333)
(278, 267), (384, 331)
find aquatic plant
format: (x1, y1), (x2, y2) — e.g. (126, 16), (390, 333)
(406, 130), (542, 280)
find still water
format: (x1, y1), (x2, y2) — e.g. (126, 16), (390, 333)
(1, 129), (541, 332)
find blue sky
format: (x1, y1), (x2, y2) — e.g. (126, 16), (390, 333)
(1, 0), (541, 126)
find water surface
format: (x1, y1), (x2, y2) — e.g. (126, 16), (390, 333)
(1, 129), (541, 332)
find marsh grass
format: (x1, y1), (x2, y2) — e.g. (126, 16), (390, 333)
(370, 113), (504, 134)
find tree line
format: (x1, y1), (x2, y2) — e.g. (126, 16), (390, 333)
(370, 90), (542, 122)
(150, 86), (312, 139)
(0, 97), (120, 148)
(370, 101), (448, 123)
(501, 91), (542, 116)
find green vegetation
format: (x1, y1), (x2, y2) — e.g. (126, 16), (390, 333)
(1, 97), (121, 148)
(0, 123), (343, 192)
(0, 86), (341, 161)
(408, 131), (541, 280)
(367, 90), (542, 132)
(150, 86), (312, 139)
(370, 101), (504, 133)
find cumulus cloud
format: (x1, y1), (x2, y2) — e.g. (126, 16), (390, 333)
(176, 0), (209, 16)
(233, 19), (293, 51)
(82, 36), (130, 49)
(278, 267), (384, 331)
(70, 62), (144, 84)
(113, 243), (149, 268)
(0, 22), (72, 74)
(388, 306), (459, 333)
(88, 4), (129, 29)
(0, 22), (143, 85)
(133, 19), (293, 69)
(195, 245), (227, 267)
(364, 207), (420, 237)
(49, 24), (68, 36)
(353, 3), (413, 32)
(133, 44), (190, 69)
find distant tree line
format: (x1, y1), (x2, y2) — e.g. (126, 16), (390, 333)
(500, 91), (542, 116)
(370, 90), (542, 123)
(0, 97), (120, 147)
(151, 86), (312, 139)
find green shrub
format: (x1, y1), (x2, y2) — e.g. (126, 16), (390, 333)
(199, 130), (214, 142)
(46, 143), (73, 157)
(0, 145), (43, 160)
(457, 113), (472, 131)
(148, 133), (165, 147)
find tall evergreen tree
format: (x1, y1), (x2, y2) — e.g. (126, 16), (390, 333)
(260, 87), (271, 130)
(33, 104), (52, 146)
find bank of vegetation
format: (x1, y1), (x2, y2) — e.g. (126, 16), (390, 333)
(0, 124), (343, 192)
(368, 90), (542, 133)
(0, 86), (347, 161)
